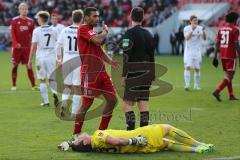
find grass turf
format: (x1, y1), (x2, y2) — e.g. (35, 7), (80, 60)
(0, 51), (239, 160)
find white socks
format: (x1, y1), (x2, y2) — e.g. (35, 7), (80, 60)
(184, 70), (190, 88)
(40, 83), (49, 104)
(72, 95), (81, 115)
(62, 88), (71, 102)
(194, 72), (200, 88)
(184, 70), (201, 89)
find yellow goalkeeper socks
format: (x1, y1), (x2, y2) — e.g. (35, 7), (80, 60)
(169, 126), (202, 147)
(167, 139), (195, 152)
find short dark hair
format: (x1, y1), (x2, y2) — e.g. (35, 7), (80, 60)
(190, 15), (197, 21)
(131, 7), (144, 22)
(72, 9), (83, 23)
(71, 141), (93, 152)
(226, 12), (239, 23)
(84, 7), (97, 17)
(37, 11), (50, 23)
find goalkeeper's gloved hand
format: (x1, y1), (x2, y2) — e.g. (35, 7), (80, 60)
(128, 135), (147, 146)
(212, 57), (219, 68)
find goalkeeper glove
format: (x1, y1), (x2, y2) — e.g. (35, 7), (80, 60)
(212, 58), (219, 68)
(128, 135), (147, 146)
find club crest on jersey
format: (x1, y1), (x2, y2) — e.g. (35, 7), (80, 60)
(28, 22), (31, 26)
(98, 132), (104, 138)
(88, 30), (97, 36)
(20, 26), (29, 31)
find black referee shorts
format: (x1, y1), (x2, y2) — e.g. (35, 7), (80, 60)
(123, 72), (152, 102)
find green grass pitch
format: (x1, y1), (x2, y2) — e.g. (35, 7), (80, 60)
(0, 51), (239, 160)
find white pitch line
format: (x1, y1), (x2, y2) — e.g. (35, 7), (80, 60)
(205, 156), (240, 160)
(190, 107), (204, 111)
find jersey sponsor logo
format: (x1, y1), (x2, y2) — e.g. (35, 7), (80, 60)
(20, 26), (29, 31)
(88, 30), (97, 36)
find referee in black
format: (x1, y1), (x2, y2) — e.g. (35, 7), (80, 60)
(121, 7), (155, 130)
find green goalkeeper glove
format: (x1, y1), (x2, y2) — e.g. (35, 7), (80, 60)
(128, 135), (147, 146)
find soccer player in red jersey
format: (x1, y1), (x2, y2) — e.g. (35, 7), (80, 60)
(9, 2), (38, 91)
(212, 12), (240, 101)
(73, 7), (118, 135)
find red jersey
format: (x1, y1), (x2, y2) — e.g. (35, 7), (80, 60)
(77, 24), (106, 80)
(216, 24), (239, 59)
(10, 16), (34, 48)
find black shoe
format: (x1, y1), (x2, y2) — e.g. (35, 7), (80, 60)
(212, 92), (221, 102)
(229, 95), (239, 100)
(53, 93), (59, 107)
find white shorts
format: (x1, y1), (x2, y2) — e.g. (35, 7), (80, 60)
(36, 57), (56, 80)
(184, 58), (201, 69)
(62, 63), (81, 86)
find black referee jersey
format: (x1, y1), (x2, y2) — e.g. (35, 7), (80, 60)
(122, 25), (156, 101)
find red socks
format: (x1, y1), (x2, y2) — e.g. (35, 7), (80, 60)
(227, 81), (233, 96)
(27, 69), (36, 87)
(12, 66), (18, 86)
(215, 77), (229, 94)
(73, 115), (84, 135)
(12, 66), (36, 87)
(73, 114), (112, 134)
(99, 114), (112, 130)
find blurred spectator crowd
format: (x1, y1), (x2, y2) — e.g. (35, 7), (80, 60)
(0, 0), (178, 27)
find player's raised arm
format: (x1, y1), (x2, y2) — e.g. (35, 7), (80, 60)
(201, 26), (207, 40)
(90, 28), (108, 46)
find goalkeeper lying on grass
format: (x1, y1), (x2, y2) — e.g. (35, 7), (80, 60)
(58, 124), (214, 153)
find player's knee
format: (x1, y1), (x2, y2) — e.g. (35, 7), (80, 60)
(162, 124), (171, 136)
(185, 67), (190, 71)
(163, 138), (169, 148)
(107, 96), (117, 107)
(12, 64), (18, 69)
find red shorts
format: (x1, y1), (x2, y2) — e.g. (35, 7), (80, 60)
(11, 47), (30, 64)
(221, 58), (237, 72)
(81, 71), (116, 106)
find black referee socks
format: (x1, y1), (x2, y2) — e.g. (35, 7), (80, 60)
(125, 111), (136, 130)
(140, 111), (149, 127)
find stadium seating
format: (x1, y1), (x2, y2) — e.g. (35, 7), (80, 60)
(0, 0), (178, 27)
(176, 0), (240, 27)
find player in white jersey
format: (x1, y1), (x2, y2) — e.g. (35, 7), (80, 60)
(183, 15), (207, 90)
(51, 12), (65, 39)
(55, 10), (83, 117)
(28, 11), (58, 106)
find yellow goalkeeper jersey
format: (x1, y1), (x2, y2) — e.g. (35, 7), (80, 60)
(91, 124), (166, 153)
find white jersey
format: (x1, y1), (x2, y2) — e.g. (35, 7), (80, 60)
(51, 23), (65, 39)
(57, 24), (79, 62)
(184, 25), (204, 61)
(32, 25), (58, 59)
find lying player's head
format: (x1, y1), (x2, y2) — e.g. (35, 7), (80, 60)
(37, 11), (50, 25)
(71, 133), (93, 152)
(51, 12), (59, 25)
(130, 7), (144, 23)
(84, 7), (99, 26)
(72, 9), (84, 24)
(225, 12), (239, 25)
(18, 2), (29, 17)
(189, 15), (198, 26)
